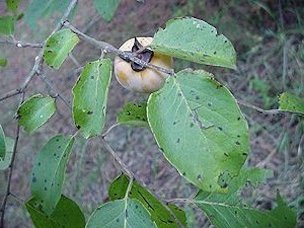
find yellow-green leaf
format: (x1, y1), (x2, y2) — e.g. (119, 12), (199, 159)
(117, 102), (148, 127)
(279, 92), (304, 114)
(43, 29), (79, 69)
(6, 0), (22, 13)
(72, 59), (112, 138)
(17, 94), (56, 134)
(0, 137), (14, 170)
(0, 16), (15, 35)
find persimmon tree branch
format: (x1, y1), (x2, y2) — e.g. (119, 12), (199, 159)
(0, 0), (79, 226)
(0, 39), (43, 48)
(237, 99), (281, 114)
(63, 21), (175, 76)
(0, 55), (42, 102)
(101, 137), (134, 179)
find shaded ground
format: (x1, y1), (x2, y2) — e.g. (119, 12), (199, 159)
(0, 0), (304, 227)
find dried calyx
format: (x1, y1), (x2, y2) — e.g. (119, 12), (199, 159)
(120, 37), (154, 72)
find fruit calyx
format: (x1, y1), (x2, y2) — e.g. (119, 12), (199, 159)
(119, 37), (154, 72)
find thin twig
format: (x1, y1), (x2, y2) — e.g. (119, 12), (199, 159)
(166, 198), (191, 204)
(0, 55), (42, 103)
(237, 99), (281, 114)
(0, 39), (43, 48)
(0, 89), (22, 102)
(0, 92), (24, 227)
(9, 193), (25, 204)
(101, 138), (134, 179)
(63, 21), (175, 76)
(82, 14), (101, 33)
(101, 123), (121, 138)
(256, 148), (277, 168)
(69, 53), (81, 68)
(51, 0), (79, 35)
(39, 75), (72, 109)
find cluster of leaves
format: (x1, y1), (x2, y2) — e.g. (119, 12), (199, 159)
(1, 0), (303, 227)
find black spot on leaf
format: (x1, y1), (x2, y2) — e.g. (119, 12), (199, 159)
(221, 182), (228, 188)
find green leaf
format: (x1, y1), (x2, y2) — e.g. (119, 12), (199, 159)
(17, 94), (56, 134)
(196, 167), (273, 203)
(195, 191), (296, 228)
(26, 195), (85, 228)
(167, 204), (187, 227)
(147, 69), (249, 192)
(0, 137), (14, 170)
(193, 168), (291, 228)
(0, 125), (5, 160)
(279, 92), (304, 114)
(0, 58), (8, 67)
(117, 102), (148, 127)
(31, 135), (74, 215)
(86, 198), (156, 228)
(109, 174), (185, 227)
(151, 17), (236, 69)
(43, 29), (79, 69)
(24, 0), (70, 29)
(6, 0), (22, 13)
(92, 0), (121, 22)
(0, 16), (15, 35)
(72, 59), (112, 138)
